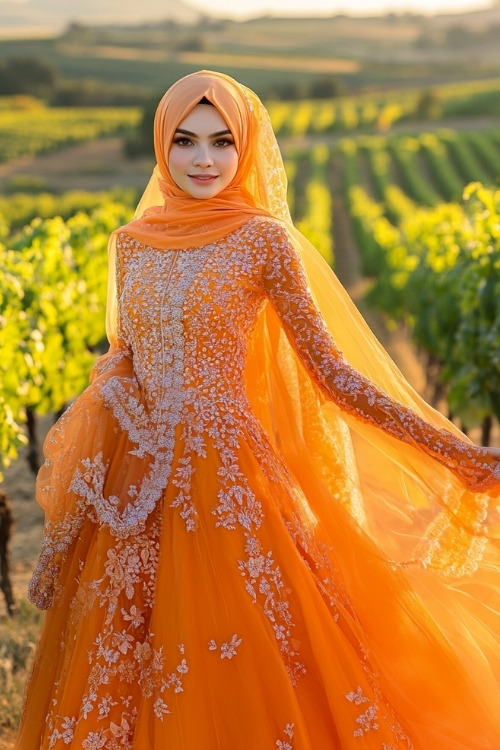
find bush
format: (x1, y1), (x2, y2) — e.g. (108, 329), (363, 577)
(2, 175), (49, 195)
(309, 77), (344, 100)
(0, 58), (57, 98)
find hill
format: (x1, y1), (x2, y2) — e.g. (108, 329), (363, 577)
(0, 0), (201, 35)
(0, 5), (500, 100)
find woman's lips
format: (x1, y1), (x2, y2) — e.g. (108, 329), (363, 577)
(189, 174), (218, 184)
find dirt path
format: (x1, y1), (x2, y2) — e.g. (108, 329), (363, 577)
(0, 137), (154, 193)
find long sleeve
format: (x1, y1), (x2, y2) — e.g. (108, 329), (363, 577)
(262, 223), (500, 493)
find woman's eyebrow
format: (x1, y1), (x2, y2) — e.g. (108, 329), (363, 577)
(174, 128), (233, 138)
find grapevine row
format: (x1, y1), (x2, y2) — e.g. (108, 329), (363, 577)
(0, 197), (134, 478)
(0, 105), (140, 163)
(1, 75), (498, 168)
(332, 128), (500, 438)
(266, 78), (500, 138)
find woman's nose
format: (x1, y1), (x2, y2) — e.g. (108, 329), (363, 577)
(193, 144), (213, 167)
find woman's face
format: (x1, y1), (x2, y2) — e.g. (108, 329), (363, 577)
(168, 104), (239, 199)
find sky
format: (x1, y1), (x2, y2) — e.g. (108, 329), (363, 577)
(190, 0), (492, 20)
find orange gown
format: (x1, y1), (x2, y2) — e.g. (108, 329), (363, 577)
(16, 217), (500, 749)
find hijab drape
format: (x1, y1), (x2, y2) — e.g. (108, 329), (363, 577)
(118, 70), (289, 250)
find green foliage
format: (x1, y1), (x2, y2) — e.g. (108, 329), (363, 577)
(295, 145), (334, 267)
(440, 130), (492, 187)
(339, 138), (384, 276)
(355, 182), (500, 430)
(0, 245), (30, 478)
(442, 87), (500, 119)
(418, 131), (463, 202)
(262, 80), (500, 138)
(387, 136), (440, 206)
(0, 199), (133, 476)
(0, 57), (57, 98)
(0, 106), (140, 163)
(0, 188), (138, 230)
(464, 131), (500, 186)
(335, 126), (500, 434)
(123, 93), (157, 158)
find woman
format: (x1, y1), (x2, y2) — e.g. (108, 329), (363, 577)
(16, 70), (500, 749)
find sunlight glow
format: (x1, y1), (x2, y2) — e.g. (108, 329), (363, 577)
(190, 0), (492, 20)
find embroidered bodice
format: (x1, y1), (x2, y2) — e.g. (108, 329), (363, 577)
(114, 216), (498, 497)
(117, 222), (267, 419)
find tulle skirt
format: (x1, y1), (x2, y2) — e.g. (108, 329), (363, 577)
(15, 375), (500, 749)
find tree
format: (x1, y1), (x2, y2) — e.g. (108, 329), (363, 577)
(309, 77), (344, 100)
(124, 93), (157, 157)
(415, 90), (442, 120)
(0, 57), (58, 98)
(445, 26), (474, 49)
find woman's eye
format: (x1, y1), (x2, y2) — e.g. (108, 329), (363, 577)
(173, 137), (192, 146)
(214, 139), (234, 148)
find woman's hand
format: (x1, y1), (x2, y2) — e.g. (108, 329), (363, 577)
(479, 446), (500, 499)
(483, 446), (500, 460)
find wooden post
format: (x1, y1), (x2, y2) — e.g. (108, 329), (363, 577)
(0, 489), (15, 617)
(26, 407), (40, 475)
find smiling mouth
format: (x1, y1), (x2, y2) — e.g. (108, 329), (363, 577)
(189, 174), (218, 181)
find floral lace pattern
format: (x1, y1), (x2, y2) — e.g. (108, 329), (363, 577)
(46, 509), (169, 748)
(208, 634), (243, 659)
(276, 723), (295, 749)
(262, 221), (500, 493)
(28, 215), (490, 747)
(345, 686), (413, 748)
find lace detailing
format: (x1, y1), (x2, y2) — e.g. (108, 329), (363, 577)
(208, 634), (243, 659)
(46, 509), (169, 749)
(28, 505), (89, 609)
(238, 534), (307, 686)
(276, 723), (294, 749)
(242, 84), (291, 224)
(29, 216), (498, 746)
(344, 686), (413, 747)
(262, 221), (500, 495)
(413, 483), (489, 576)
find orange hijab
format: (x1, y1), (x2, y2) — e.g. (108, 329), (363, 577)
(118, 70), (289, 250)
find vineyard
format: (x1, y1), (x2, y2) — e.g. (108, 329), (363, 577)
(1, 77), (500, 164)
(0, 88), (500, 744)
(283, 126), (500, 443)
(1, 98), (500, 483)
(267, 78), (500, 137)
(0, 193), (136, 480)
(0, 101), (140, 163)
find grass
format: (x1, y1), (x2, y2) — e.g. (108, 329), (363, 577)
(0, 599), (42, 733)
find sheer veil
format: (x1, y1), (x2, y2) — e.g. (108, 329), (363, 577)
(106, 70), (500, 698)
